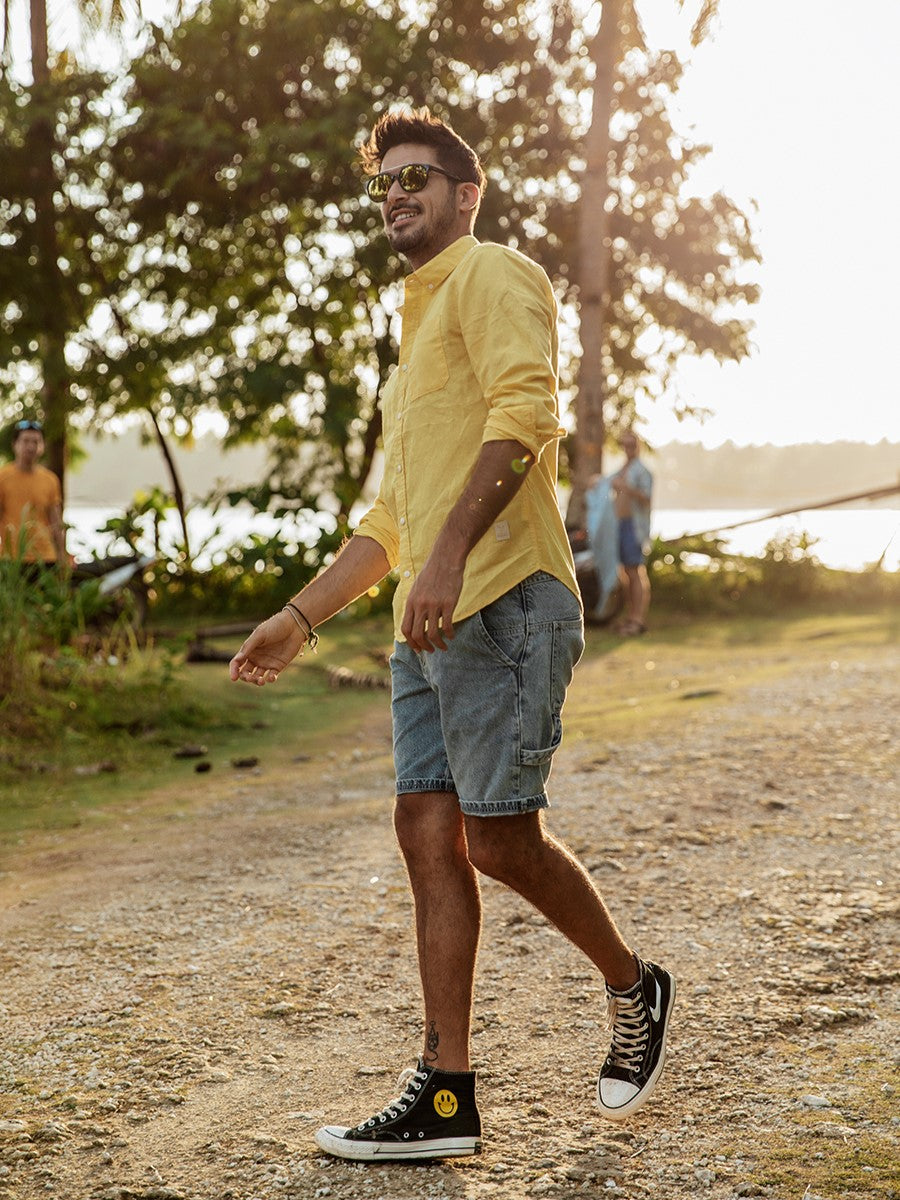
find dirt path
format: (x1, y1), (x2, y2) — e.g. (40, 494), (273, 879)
(1, 621), (897, 1200)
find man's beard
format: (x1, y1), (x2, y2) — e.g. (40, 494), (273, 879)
(387, 192), (457, 258)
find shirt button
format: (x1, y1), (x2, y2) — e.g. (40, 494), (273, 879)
(399, 517), (406, 526)
(403, 570), (411, 578)
(401, 363), (409, 371)
(396, 464), (402, 473)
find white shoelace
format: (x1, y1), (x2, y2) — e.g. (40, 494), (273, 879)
(606, 991), (649, 1071)
(355, 1065), (428, 1131)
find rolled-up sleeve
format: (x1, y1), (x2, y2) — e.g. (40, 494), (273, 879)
(460, 249), (564, 460)
(353, 490), (400, 568)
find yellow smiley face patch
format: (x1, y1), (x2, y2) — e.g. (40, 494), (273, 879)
(433, 1089), (458, 1118)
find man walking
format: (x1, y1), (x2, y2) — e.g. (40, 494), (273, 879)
(612, 430), (653, 635)
(229, 108), (675, 1160)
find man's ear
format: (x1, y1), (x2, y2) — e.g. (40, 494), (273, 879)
(459, 182), (480, 213)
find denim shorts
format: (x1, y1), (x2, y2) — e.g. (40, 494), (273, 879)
(618, 516), (645, 567)
(390, 572), (585, 817)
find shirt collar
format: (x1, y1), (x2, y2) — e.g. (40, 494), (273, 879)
(407, 235), (479, 291)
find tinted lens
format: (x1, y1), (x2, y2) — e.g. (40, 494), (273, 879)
(366, 172), (392, 201)
(365, 163), (433, 202)
(15, 420), (42, 432)
(397, 163), (431, 192)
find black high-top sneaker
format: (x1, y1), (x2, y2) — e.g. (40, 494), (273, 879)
(597, 958), (676, 1120)
(315, 1060), (482, 1161)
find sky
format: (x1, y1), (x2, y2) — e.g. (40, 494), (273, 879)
(637, 0), (900, 447)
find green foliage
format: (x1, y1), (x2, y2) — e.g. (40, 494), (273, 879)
(1, 0), (758, 538)
(649, 531), (900, 616)
(0, 554), (136, 709)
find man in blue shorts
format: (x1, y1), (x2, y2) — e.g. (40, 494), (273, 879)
(229, 108), (675, 1160)
(612, 431), (653, 635)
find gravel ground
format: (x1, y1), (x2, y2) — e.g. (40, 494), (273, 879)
(1, 626), (897, 1200)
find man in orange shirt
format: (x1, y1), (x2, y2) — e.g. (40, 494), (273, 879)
(0, 420), (67, 568)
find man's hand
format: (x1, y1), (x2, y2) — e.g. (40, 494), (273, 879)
(401, 556), (464, 653)
(399, 439), (535, 652)
(229, 611), (306, 685)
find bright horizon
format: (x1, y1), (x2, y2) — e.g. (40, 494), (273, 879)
(637, 0), (900, 449)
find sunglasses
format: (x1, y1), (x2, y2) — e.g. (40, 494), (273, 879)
(365, 162), (468, 203)
(14, 420), (42, 432)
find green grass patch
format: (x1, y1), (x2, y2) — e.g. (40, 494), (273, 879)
(744, 1040), (900, 1198)
(0, 612), (393, 846)
(562, 608), (898, 764)
(2, 606), (895, 849)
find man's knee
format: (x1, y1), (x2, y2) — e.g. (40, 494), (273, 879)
(464, 812), (544, 883)
(394, 792), (466, 863)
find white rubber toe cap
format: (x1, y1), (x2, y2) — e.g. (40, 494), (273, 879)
(598, 1078), (638, 1113)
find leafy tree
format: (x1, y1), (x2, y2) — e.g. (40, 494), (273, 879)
(0, 0), (172, 501)
(0, 64), (123, 494)
(3, 0), (758, 551)
(99, 0), (403, 531)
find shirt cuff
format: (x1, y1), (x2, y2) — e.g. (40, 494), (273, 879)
(353, 511), (400, 569)
(482, 402), (564, 461)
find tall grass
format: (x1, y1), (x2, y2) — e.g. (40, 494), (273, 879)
(0, 555), (132, 721)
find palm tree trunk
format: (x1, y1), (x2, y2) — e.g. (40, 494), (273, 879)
(29, 0), (70, 496)
(569, 0), (623, 528)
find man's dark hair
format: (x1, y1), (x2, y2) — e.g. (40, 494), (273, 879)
(12, 419), (43, 444)
(359, 106), (486, 193)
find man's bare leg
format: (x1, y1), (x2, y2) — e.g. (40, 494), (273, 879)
(464, 810), (638, 991)
(394, 792), (481, 1071)
(622, 563), (650, 628)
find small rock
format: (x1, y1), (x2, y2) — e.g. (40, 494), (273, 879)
(529, 1175), (558, 1197)
(33, 1122), (69, 1142)
(231, 757), (259, 769)
(801, 1094), (832, 1109)
(812, 1122), (857, 1138)
(200, 1067), (231, 1083)
(173, 745), (207, 758)
(194, 761), (212, 773)
(695, 1167), (716, 1186)
(262, 1002), (296, 1018)
(73, 762), (118, 776)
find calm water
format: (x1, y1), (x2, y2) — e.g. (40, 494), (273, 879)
(65, 503), (900, 573)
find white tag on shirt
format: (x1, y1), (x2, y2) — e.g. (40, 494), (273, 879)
(494, 520), (510, 542)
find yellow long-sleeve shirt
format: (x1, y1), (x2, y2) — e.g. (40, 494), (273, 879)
(354, 235), (579, 639)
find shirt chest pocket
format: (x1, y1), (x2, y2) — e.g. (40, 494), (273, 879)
(403, 321), (449, 404)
